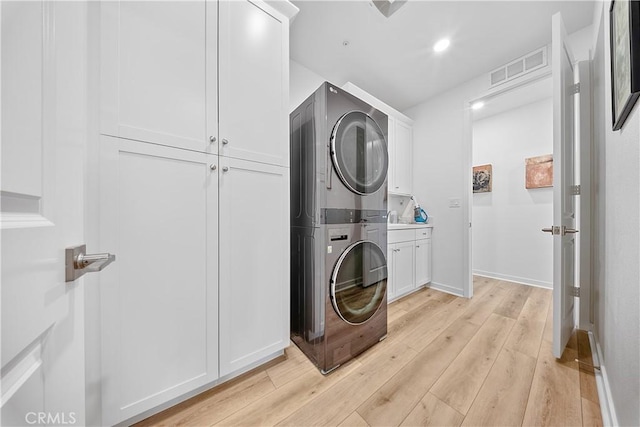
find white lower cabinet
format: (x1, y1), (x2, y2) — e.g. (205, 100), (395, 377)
(218, 157), (289, 376)
(415, 238), (432, 286)
(387, 227), (433, 302)
(388, 241), (415, 299)
(99, 137), (219, 425)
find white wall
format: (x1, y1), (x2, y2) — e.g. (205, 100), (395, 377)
(289, 59), (326, 112)
(404, 75), (487, 295)
(591, 3), (640, 425)
(472, 97), (553, 288)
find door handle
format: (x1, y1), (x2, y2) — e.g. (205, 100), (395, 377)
(222, 139), (229, 145)
(66, 244), (116, 282)
(542, 226), (578, 235)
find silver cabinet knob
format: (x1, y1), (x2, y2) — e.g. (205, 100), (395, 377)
(210, 164), (217, 171)
(222, 139), (229, 145)
(222, 166), (229, 172)
(209, 136), (216, 143)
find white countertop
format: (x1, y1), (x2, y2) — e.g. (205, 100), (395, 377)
(388, 223), (433, 230)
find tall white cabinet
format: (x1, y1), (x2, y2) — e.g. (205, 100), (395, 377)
(98, 1), (294, 424)
(388, 117), (413, 195)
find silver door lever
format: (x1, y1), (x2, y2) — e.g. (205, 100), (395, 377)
(66, 244), (116, 282)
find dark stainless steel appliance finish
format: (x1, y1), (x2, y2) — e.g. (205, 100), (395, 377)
(290, 82), (388, 374)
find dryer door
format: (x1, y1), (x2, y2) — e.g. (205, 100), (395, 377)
(330, 240), (387, 325)
(330, 111), (388, 195)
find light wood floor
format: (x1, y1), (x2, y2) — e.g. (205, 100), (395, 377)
(137, 277), (603, 427)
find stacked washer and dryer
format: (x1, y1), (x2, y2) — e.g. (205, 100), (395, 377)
(290, 82), (389, 374)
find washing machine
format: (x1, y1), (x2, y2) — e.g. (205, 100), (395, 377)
(290, 82), (388, 374)
(290, 220), (388, 373)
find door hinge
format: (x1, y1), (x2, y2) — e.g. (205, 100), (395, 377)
(569, 286), (580, 297)
(570, 184), (581, 195)
(570, 83), (580, 95)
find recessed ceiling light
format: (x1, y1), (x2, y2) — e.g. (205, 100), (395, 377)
(433, 38), (450, 53)
(343, 40), (350, 47)
(471, 101), (485, 110)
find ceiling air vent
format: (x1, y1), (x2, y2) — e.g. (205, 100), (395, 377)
(489, 46), (548, 88)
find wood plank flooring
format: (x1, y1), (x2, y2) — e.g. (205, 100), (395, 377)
(136, 277), (603, 427)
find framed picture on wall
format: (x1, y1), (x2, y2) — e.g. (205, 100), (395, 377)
(610, 0), (640, 131)
(525, 155), (553, 189)
(473, 164), (492, 193)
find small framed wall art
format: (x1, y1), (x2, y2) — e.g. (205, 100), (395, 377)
(525, 154), (553, 189)
(609, 0), (640, 131)
(473, 164), (492, 193)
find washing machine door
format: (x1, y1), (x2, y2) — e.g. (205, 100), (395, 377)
(330, 111), (388, 195)
(330, 240), (387, 325)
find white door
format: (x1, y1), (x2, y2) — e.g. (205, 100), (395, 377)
(1, 2), (89, 425)
(99, 137), (219, 425)
(550, 12), (578, 359)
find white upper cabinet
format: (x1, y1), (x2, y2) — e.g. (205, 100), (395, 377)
(101, 1), (215, 153)
(218, 1), (288, 166)
(387, 116), (397, 195)
(392, 119), (413, 194)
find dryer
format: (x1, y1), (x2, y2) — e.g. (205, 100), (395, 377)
(290, 82), (388, 227)
(290, 82), (388, 374)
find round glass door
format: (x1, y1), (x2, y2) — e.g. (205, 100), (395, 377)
(330, 240), (387, 325)
(330, 111), (388, 195)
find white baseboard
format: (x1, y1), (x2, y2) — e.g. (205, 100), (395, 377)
(428, 281), (464, 297)
(472, 270), (552, 289)
(590, 332), (619, 427)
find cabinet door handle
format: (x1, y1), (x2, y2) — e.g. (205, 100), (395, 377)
(209, 136), (216, 143)
(210, 164), (217, 171)
(222, 139), (229, 145)
(416, 245), (420, 248)
(222, 166), (229, 172)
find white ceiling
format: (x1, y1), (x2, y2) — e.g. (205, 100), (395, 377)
(290, 0), (595, 111)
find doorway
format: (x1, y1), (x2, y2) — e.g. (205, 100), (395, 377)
(469, 77), (554, 291)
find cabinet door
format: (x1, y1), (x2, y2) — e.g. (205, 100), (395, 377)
(392, 241), (415, 297)
(101, 1), (215, 153)
(415, 238), (432, 287)
(218, 157), (289, 376)
(219, 0), (289, 166)
(387, 116), (396, 192)
(387, 244), (396, 301)
(99, 137), (219, 425)
(394, 120), (413, 194)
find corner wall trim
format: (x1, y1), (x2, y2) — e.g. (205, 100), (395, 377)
(472, 271), (552, 289)
(591, 332), (619, 426)
(427, 282), (465, 298)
